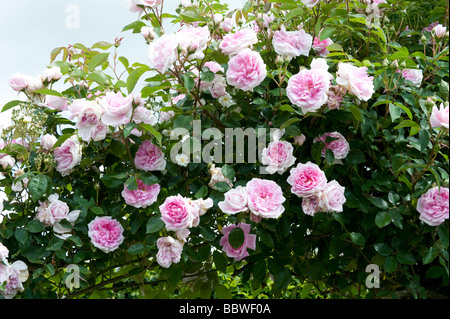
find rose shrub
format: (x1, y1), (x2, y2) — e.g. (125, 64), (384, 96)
(0, 0), (448, 299)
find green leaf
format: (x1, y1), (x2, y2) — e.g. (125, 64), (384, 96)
(349, 232), (366, 246)
(213, 251), (228, 273)
(394, 120), (420, 136)
(15, 228), (29, 245)
(258, 228), (274, 248)
(28, 174), (48, 202)
(33, 89), (63, 97)
(422, 247), (439, 265)
(439, 79), (449, 99)
(274, 269), (291, 292)
(128, 243), (144, 255)
(125, 176), (138, 191)
(374, 243), (394, 256)
(183, 74), (195, 92)
(88, 53), (109, 71)
(320, 27), (336, 41)
(2, 100), (21, 113)
(146, 216), (165, 234)
(100, 172), (128, 189)
(47, 237), (64, 251)
(279, 117), (300, 130)
(221, 164), (235, 181)
(123, 122), (138, 138)
(311, 141), (324, 163)
(180, 10), (205, 22)
(389, 103), (402, 122)
(52, 133), (74, 149)
(215, 283), (232, 299)
(194, 185), (208, 199)
(228, 227), (245, 249)
(325, 148), (335, 165)
(140, 124), (162, 146)
(91, 41), (114, 50)
(345, 149), (365, 165)
(127, 66), (149, 94)
(27, 220), (46, 233)
(140, 172), (160, 186)
(375, 211), (391, 228)
(122, 20), (146, 32)
(396, 251), (416, 265)
(91, 206), (104, 215)
(214, 181), (231, 193)
(368, 197), (389, 210)
(384, 256), (398, 273)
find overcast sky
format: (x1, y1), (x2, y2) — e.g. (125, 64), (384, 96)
(0, 0), (243, 131)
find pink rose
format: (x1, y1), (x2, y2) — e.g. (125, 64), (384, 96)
(417, 187), (449, 226)
(75, 101), (108, 142)
(400, 69), (423, 87)
(135, 0), (162, 7)
(294, 134), (306, 146)
(8, 73), (32, 92)
(312, 36), (333, 57)
(0, 261), (28, 299)
(122, 179), (160, 208)
(148, 34), (179, 73)
(318, 180), (346, 213)
(246, 178), (286, 219)
(219, 28), (258, 56)
(99, 92), (133, 127)
(301, 194), (322, 216)
(0, 243), (8, 263)
(35, 194), (73, 226)
(221, 18), (234, 33)
(156, 236), (184, 268)
(219, 223), (257, 261)
(431, 24), (446, 39)
(287, 162), (327, 197)
(159, 195), (195, 231)
(54, 135), (82, 177)
(226, 49), (267, 92)
(176, 26), (211, 60)
(430, 103), (449, 129)
(261, 129), (296, 174)
(134, 140), (167, 171)
(218, 186), (248, 215)
(286, 67), (331, 114)
(301, 0), (320, 8)
(313, 131), (350, 161)
(40, 95), (69, 111)
(88, 216), (124, 253)
(41, 67), (62, 83)
(336, 62), (374, 101)
(272, 25), (312, 58)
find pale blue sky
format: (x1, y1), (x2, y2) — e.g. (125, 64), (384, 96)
(0, 0), (242, 130)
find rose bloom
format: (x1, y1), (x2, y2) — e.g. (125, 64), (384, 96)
(0, 155), (15, 170)
(156, 236), (184, 268)
(261, 130), (296, 175)
(312, 36), (333, 57)
(221, 17), (234, 33)
(187, 197), (214, 228)
(287, 161), (327, 197)
(122, 179), (160, 208)
(219, 223), (257, 261)
(246, 178), (286, 219)
(286, 68), (331, 114)
(76, 101), (108, 142)
(99, 92), (133, 127)
(134, 140), (167, 171)
(430, 103), (449, 129)
(160, 194), (195, 231)
(0, 243), (9, 263)
(431, 24), (447, 39)
(313, 131), (350, 160)
(226, 48), (267, 92)
(0, 261), (29, 299)
(41, 66), (62, 83)
(208, 164), (233, 189)
(336, 62), (374, 101)
(148, 33), (179, 73)
(272, 25), (312, 58)
(176, 26), (211, 60)
(219, 28), (258, 56)
(317, 180), (346, 213)
(301, 0), (320, 8)
(88, 216), (124, 253)
(301, 194), (322, 216)
(417, 186), (449, 226)
(400, 68), (423, 87)
(35, 194), (71, 226)
(135, 0), (162, 7)
(40, 95), (69, 111)
(218, 186), (248, 215)
(54, 135), (82, 177)
(9, 73), (32, 92)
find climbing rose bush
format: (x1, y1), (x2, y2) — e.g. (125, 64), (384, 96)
(0, 0), (448, 300)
